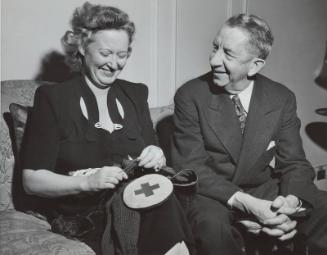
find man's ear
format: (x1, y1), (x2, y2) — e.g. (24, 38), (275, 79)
(248, 58), (265, 76)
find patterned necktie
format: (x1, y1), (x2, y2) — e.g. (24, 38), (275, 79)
(231, 94), (247, 134)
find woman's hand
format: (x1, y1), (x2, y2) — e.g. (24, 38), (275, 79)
(137, 145), (166, 170)
(81, 166), (128, 192)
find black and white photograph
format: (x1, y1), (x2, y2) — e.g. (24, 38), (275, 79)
(1, 0), (327, 254)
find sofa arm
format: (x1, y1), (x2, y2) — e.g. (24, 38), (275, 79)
(0, 210), (95, 255)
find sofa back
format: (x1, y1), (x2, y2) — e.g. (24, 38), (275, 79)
(0, 80), (174, 212)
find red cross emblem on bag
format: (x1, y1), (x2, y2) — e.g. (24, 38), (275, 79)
(123, 174), (173, 209)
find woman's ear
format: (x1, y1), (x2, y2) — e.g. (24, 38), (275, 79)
(127, 47), (132, 58)
(248, 58), (265, 76)
(78, 45), (85, 57)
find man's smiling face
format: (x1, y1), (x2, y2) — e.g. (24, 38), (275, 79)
(209, 25), (256, 93)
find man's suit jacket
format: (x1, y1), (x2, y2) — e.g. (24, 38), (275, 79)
(171, 72), (317, 206)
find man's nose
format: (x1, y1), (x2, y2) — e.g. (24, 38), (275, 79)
(209, 50), (223, 67)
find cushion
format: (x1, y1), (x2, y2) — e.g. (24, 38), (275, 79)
(0, 210), (95, 255)
(9, 103), (29, 155)
(149, 104), (174, 128)
(149, 105), (175, 165)
(1, 80), (54, 212)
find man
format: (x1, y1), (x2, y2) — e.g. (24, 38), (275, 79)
(171, 13), (327, 255)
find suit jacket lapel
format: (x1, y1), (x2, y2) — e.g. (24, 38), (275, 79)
(206, 93), (243, 164)
(233, 78), (280, 184)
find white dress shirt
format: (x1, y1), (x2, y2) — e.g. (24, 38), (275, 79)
(229, 80), (254, 113)
(227, 81), (253, 206)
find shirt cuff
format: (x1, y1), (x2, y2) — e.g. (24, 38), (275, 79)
(295, 198), (306, 212)
(227, 191), (242, 209)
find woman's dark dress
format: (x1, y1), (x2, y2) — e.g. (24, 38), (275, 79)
(22, 76), (194, 254)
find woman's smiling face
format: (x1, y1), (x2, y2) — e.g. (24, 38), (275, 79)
(80, 29), (130, 89)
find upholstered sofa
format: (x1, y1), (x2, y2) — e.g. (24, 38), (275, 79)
(1, 79), (326, 255)
(0, 79), (174, 255)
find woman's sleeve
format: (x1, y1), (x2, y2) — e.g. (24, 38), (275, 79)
(138, 84), (157, 146)
(22, 87), (60, 171)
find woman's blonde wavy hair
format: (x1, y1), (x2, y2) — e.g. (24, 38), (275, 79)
(62, 2), (135, 71)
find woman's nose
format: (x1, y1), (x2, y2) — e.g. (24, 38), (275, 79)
(107, 55), (118, 69)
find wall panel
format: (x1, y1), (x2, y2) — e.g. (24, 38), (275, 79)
(175, 0), (229, 88)
(1, 0), (159, 106)
(247, 0), (327, 167)
(1, 0), (246, 107)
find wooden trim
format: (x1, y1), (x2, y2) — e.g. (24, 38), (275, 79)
(242, 0), (248, 14)
(150, 0), (159, 106)
(228, 0), (248, 17)
(172, 0), (177, 93)
(227, 0), (233, 18)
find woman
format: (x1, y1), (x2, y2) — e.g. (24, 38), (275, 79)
(22, 2), (193, 254)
